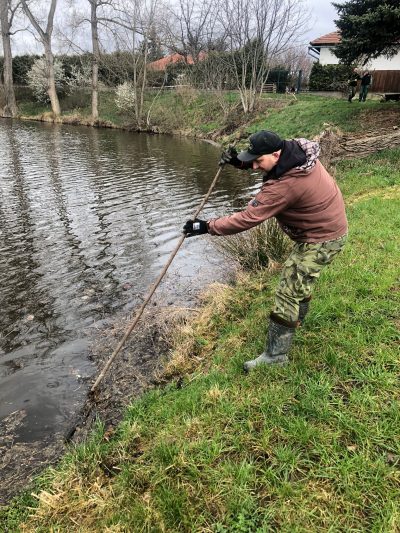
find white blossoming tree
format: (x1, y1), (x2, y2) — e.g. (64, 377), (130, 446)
(115, 81), (136, 113)
(66, 61), (92, 92)
(27, 57), (66, 104)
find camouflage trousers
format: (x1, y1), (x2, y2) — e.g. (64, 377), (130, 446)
(272, 235), (347, 323)
(348, 86), (356, 101)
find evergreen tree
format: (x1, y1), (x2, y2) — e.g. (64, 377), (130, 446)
(333, 0), (400, 64)
(146, 26), (164, 62)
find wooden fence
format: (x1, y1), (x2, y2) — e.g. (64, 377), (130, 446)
(261, 83), (277, 93)
(370, 70), (400, 93)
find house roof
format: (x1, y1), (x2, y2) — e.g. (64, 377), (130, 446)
(148, 52), (207, 71)
(148, 53), (192, 71)
(310, 31), (341, 46)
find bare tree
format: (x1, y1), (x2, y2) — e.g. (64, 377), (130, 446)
(109, 0), (161, 126)
(88, 0), (101, 122)
(133, 0), (160, 125)
(277, 45), (313, 88)
(66, 0), (152, 123)
(219, 0), (309, 113)
(21, 0), (61, 116)
(0, 0), (20, 117)
(61, 0), (121, 122)
(160, 0), (220, 63)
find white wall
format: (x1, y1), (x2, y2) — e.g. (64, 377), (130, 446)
(319, 46), (400, 70)
(319, 47), (340, 65)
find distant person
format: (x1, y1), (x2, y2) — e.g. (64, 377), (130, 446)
(347, 69), (360, 102)
(183, 131), (348, 371)
(359, 71), (372, 102)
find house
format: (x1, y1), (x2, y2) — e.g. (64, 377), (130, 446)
(148, 52), (207, 71)
(309, 31), (400, 92)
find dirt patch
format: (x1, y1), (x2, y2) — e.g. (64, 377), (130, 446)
(357, 107), (400, 133)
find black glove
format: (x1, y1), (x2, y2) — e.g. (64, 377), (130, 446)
(183, 218), (209, 237)
(219, 146), (242, 167)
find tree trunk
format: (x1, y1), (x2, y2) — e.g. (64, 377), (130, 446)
(45, 46), (61, 117)
(44, 43), (61, 117)
(21, 0), (61, 117)
(0, 0), (18, 117)
(90, 0), (99, 123)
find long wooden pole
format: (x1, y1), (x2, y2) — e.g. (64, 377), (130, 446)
(90, 165), (224, 394)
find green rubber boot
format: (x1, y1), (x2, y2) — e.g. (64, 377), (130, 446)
(243, 316), (297, 372)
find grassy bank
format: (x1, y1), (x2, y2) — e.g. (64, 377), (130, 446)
(1, 143), (399, 530)
(15, 88), (400, 143)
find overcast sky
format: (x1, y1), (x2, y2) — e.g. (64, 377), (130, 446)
(305, 0), (338, 43)
(9, 0), (339, 56)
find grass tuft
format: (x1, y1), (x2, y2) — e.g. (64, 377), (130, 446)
(212, 218), (292, 271)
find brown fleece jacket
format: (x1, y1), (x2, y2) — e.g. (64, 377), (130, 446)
(208, 139), (348, 243)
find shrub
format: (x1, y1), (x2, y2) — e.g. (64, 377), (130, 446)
(266, 67), (290, 93)
(65, 61), (92, 92)
(212, 218), (291, 271)
(115, 81), (136, 112)
(309, 63), (353, 91)
(26, 57), (66, 103)
(164, 60), (191, 85)
(12, 54), (39, 85)
(147, 68), (167, 88)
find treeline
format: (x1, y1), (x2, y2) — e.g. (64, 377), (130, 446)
(0, 51), (290, 91)
(0, 53), (162, 87)
(0, 0), (312, 123)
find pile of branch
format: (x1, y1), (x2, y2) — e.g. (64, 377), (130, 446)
(338, 130), (400, 159)
(316, 125), (400, 167)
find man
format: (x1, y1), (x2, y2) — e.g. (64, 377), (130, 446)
(359, 71), (372, 102)
(348, 69), (360, 102)
(183, 130), (348, 371)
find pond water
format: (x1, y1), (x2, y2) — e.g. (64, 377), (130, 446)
(0, 119), (260, 446)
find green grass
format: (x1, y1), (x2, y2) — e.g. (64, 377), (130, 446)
(18, 100), (50, 116)
(15, 89), (400, 142)
(2, 149), (399, 531)
(249, 95), (400, 139)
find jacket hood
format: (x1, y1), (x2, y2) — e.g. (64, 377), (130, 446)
(294, 138), (320, 172)
(263, 138), (320, 181)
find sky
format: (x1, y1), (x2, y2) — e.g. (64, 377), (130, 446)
(305, 0), (339, 43)
(8, 0), (339, 56)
